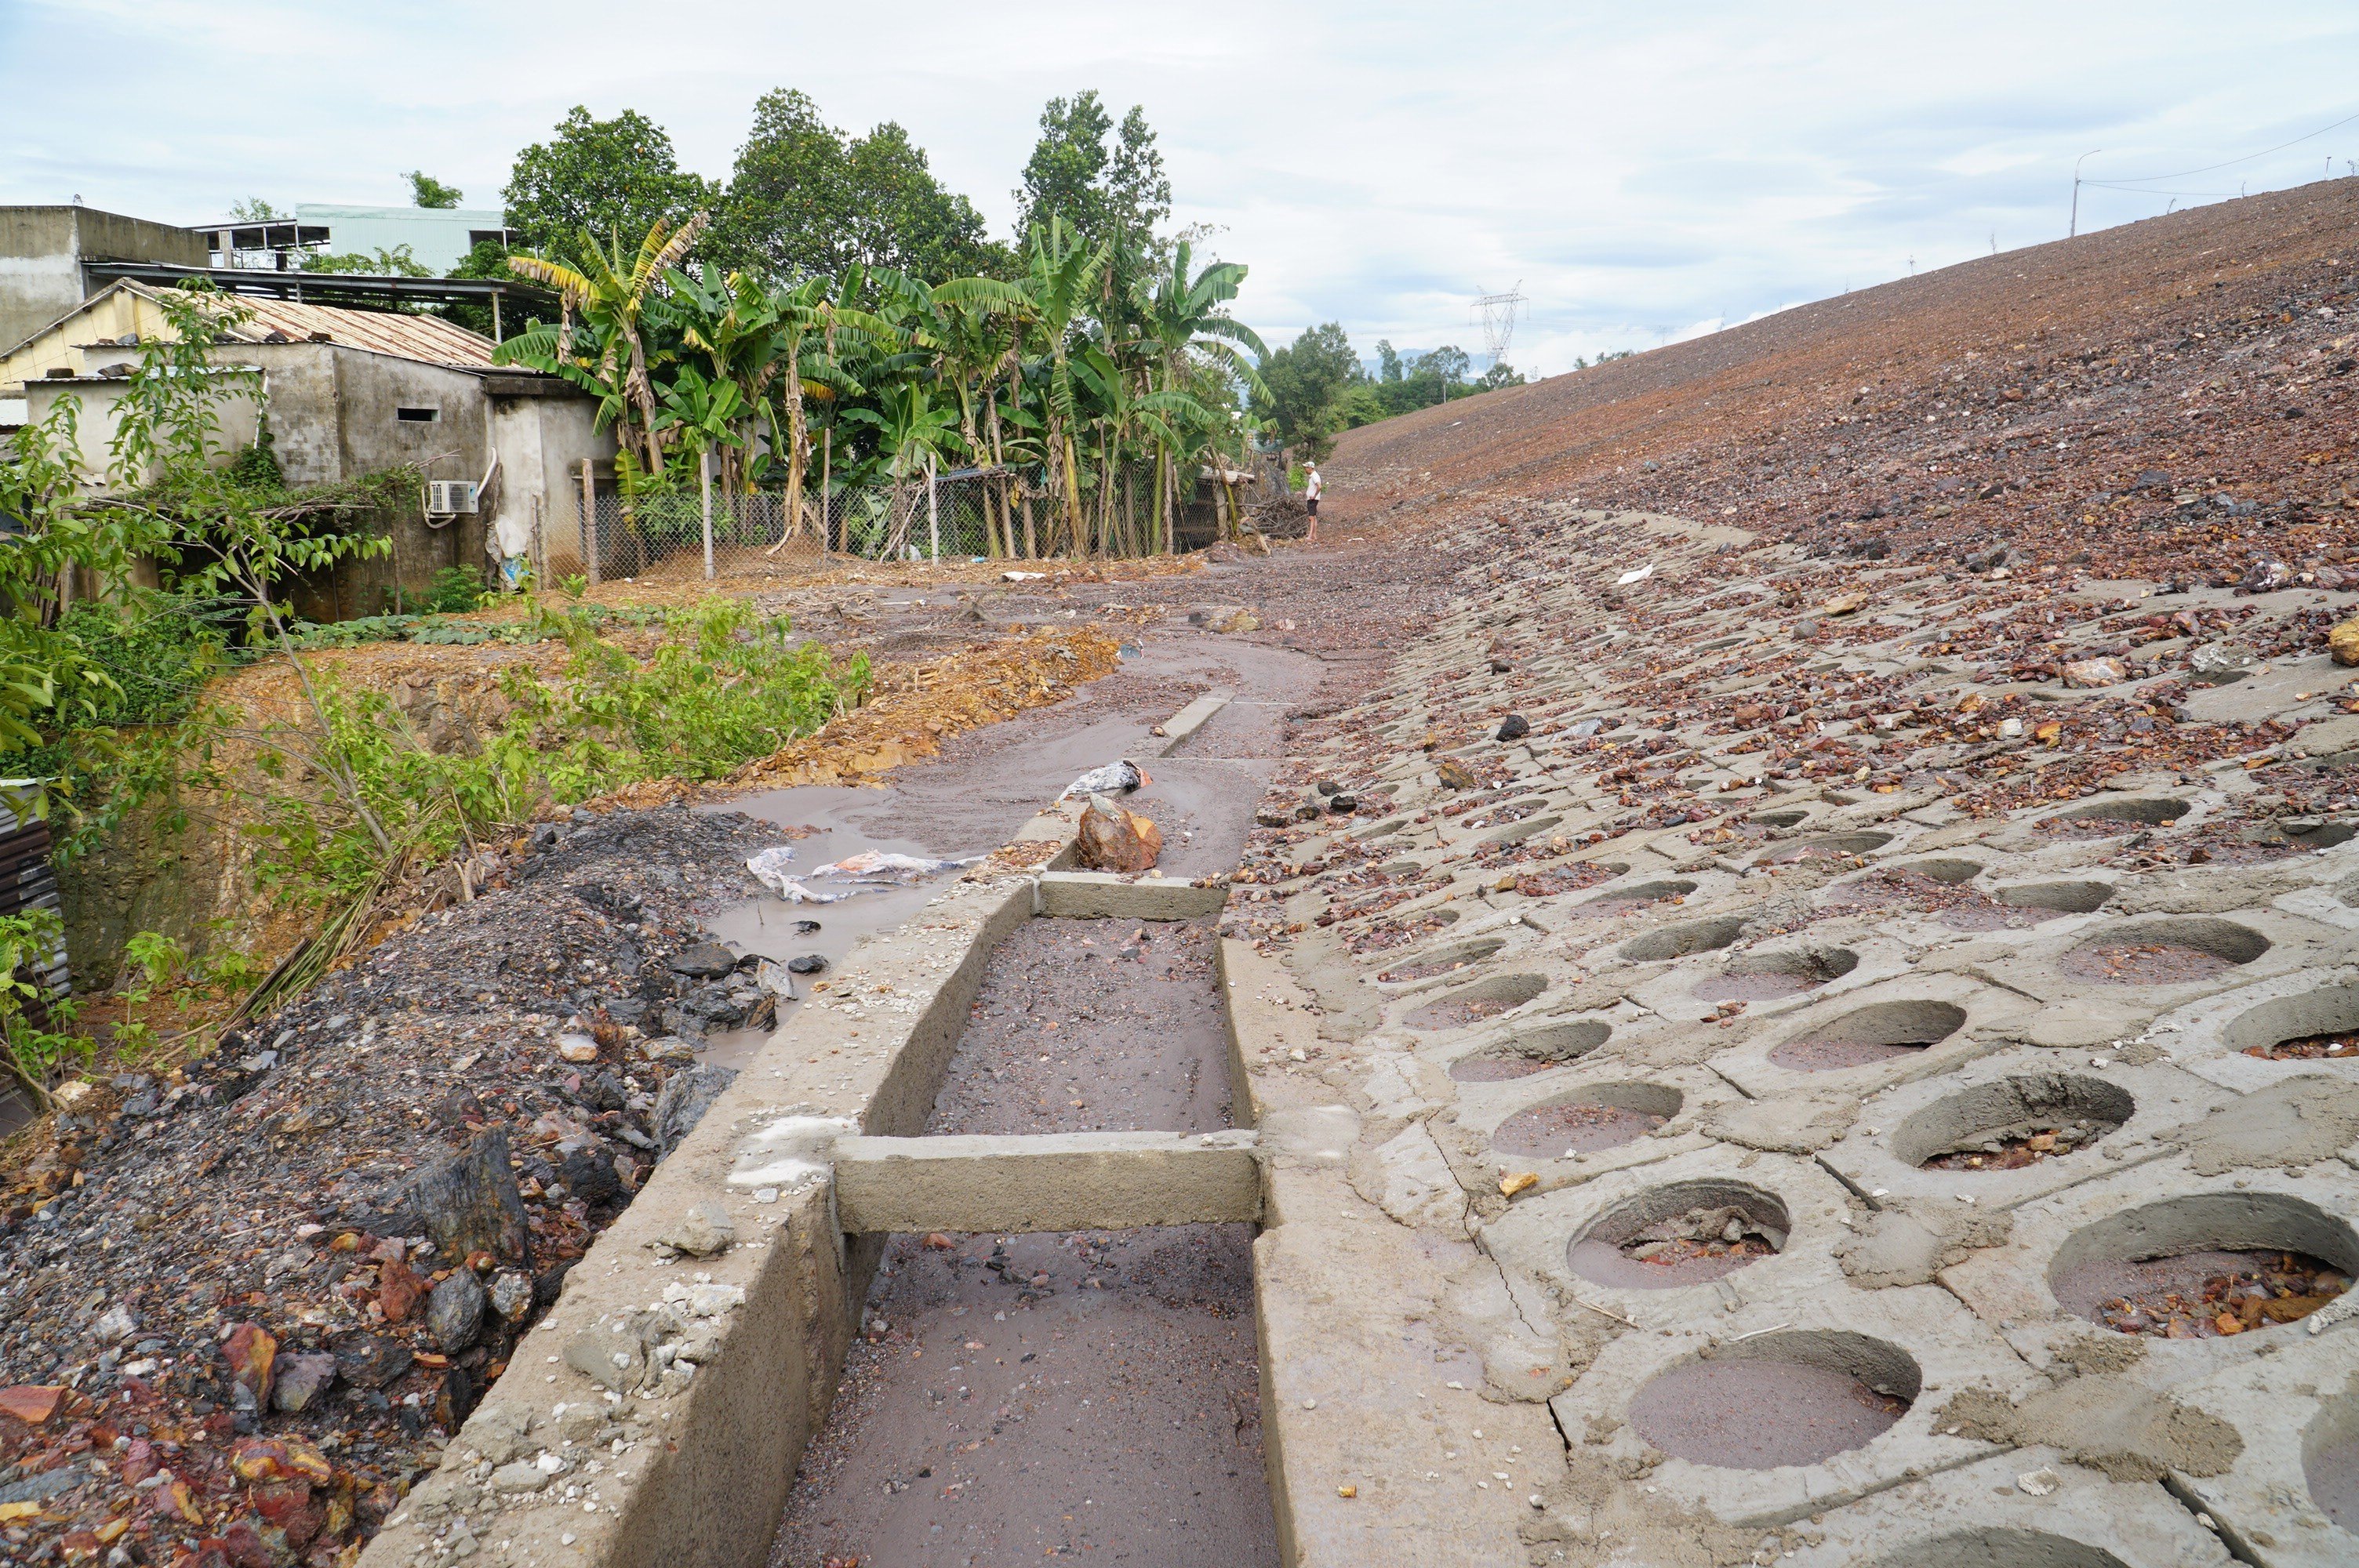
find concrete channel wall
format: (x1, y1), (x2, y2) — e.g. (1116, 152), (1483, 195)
(358, 742), (1329, 1568)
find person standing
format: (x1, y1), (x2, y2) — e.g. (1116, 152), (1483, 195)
(1303, 459), (1324, 543)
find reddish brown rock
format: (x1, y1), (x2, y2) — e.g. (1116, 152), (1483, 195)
(1076, 794), (1164, 873)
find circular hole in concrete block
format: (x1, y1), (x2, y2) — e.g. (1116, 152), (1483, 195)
(1568, 1178), (1788, 1288)
(2301, 1391), (2359, 1534)
(1992, 880), (2114, 914)
(1448, 1017), (1614, 1081)
(1900, 858), (1983, 884)
(1866, 1528), (2132, 1568)
(1572, 878), (1696, 918)
(1692, 947), (1859, 1002)
(1403, 973), (1548, 1032)
(2226, 982), (2359, 1060)
(1750, 808), (1810, 828)
(1376, 935), (1507, 984)
(1465, 796), (1547, 829)
(1625, 1330), (1917, 1469)
(1892, 1073), (2135, 1171)
(1481, 815), (1565, 848)
(2048, 1192), (2359, 1338)
(1768, 1000), (1967, 1071)
(1619, 916), (1747, 964)
(2058, 917), (2270, 985)
(2041, 797), (2186, 833)
(1492, 1081), (1680, 1156)
(1759, 831), (1896, 864)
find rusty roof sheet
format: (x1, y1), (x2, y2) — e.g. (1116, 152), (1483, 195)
(217, 297), (498, 367)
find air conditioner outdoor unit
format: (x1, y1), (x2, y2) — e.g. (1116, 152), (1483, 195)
(424, 480), (479, 515)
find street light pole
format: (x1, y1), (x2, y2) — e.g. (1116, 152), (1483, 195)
(2071, 148), (2104, 238)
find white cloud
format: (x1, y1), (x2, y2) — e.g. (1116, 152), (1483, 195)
(5, 0), (2353, 376)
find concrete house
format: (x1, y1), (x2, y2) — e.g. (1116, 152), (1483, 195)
(8, 282), (612, 612)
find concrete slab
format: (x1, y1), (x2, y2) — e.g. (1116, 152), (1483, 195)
(1485, 1145), (1860, 1333)
(1709, 971), (2030, 1100)
(1155, 688), (1233, 753)
(1550, 1283), (2039, 1529)
(1964, 906), (2350, 1010)
(1227, 940), (1569, 1566)
(1939, 1156), (2359, 1387)
(2146, 966), (2359, 1093)
(1446, 1061), (1738, 1193)
(2168, 1330), (2359, 1567)
(1819, 1045), (2234, 1211)
(1031, 867), (1228, 919)
(1783, 1447), (2235, 1568)
(830, 1129), (1262, 1232)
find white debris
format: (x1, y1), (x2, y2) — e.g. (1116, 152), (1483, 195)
(1060, 760), (1150, 799)
(1615, 563), (1653, 586)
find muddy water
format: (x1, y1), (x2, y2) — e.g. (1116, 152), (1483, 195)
(695, 633), (1324, 1070)
(761, 632), (1318, 1567)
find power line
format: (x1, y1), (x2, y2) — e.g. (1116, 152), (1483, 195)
(2094, 107), (2359, 185)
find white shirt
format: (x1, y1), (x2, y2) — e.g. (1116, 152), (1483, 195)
(1304, 469), (1323, 499)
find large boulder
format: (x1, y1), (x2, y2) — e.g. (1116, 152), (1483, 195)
(409, 1128), (532, 1265)
(1075, 794), (1163, 873)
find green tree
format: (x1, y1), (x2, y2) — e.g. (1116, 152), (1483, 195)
(503, 107), (719, 260)
(228, 198), (281, 221)
(713, 90), (1006, 281)
(301, 245), (431, 277)
(443, 237), (515, 339)
(499, 212), (712, 477)
(405, 171), (463, 209)
(1015, 93), (1170, 256)
(1256, 321), (1358, 459)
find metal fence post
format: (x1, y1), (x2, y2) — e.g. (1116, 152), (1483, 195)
(926, 453), (940, 564)
(699, 449), (715, 581)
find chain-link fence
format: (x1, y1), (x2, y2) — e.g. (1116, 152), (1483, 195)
(540, 463), (1246, 586)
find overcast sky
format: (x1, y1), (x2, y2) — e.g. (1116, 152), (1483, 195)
(5, 2), (2355, 376)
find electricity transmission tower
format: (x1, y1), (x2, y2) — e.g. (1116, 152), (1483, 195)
(1474, 282), (1526, 371)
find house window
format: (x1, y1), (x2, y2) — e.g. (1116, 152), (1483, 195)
(396, 406), (441, 423)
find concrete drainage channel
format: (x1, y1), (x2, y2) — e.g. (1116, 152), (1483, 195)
(359, 691), (1339, 1567)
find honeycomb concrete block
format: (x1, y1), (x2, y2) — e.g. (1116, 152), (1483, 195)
(1939, 1156), (2359, 1387)
(1967, 906), (2343, 1009)
(1550, 1283), (2040, 1529)
(1359, 911), (1543, 999)
(2169, 1331), (2359, 1567)
(1783, 1446), (2234, 1568)
(2148, 967), (2359, 1093)
(1709, 971), (2028, 1099)
(1819, 1046), (2234, 1211)
(1448, 1062), (1737, 1192)
(1514, 864), (1746, 936)
(1484, 1145), (1859, 1333)
(1622, 932), (1910, 1026)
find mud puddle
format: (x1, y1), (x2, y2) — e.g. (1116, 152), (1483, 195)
(1628, 1360), (1907, 1468)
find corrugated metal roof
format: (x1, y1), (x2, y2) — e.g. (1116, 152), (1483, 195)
(220, 297), (498, 368)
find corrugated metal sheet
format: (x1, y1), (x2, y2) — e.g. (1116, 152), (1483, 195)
(223, 299), (499, 368)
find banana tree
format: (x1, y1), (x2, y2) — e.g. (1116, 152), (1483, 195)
(1137, 241), (1266, 553)
(841, 379), (959, 559)
(498, 212), (710, 476)
(1011, 219), (1108, 556)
